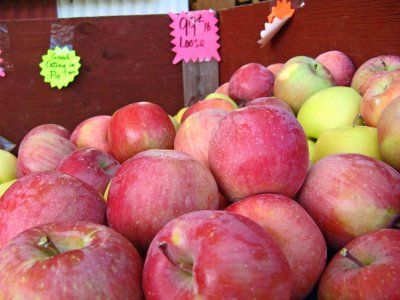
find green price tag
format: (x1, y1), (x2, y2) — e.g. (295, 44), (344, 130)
(39, 46), (81, 89)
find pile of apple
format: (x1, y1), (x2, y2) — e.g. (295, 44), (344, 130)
(0, 50), (399, 299)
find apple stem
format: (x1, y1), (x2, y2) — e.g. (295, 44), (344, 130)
(352, 114), (364, 127)
(340, 248), (364, 267)
(38, 236), (60, 256)
(158, 241), (193, 275)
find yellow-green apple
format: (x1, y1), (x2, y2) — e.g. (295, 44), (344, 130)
(56, 147), (120, 195)
(0, 171), (107, 248)
(266, 62), (284, 76)
(246, 96), (295, 115)
(106, 149), (219, 252)
(0, 149), (17, 183)
(351, 55), (400, 95)
(315, 50), (355, 86)
(214, 82), (229, 95)
(378, 96), (400, 171)
(70, 115), (112, 154)
(298, 153), (400, 250)
(0, 221), (144, 299)
(361, 70), (400, 127)
(228, 63), (275, 104)
(274, 56), (335, 114)
(297, 86), (362, 139)
(204, 92), (238, 108)
(143, 210), (293, 299)
(174, 106), (189, 124)
(108, 102), (175, 163)
(169, 115), (179, 131)
(0, 179), (16, 199)
(307, 138), (315, 168)
(174, 109), (229, 168)
(313, 125), (381, 162)
(226, 194), (327, 300)
(180, 98), (237, 123)
(208, 105), (309, 201)
(318, 229), (400, 300)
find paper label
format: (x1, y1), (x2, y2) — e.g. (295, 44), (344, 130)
(39, 46), (81, 89)
(168, 10), (221, 64)
(0, 50), (5, 78)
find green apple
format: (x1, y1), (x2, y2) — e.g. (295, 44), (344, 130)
(205, 92), (238, 109)
(0, 149), (17, 184)
(297, 87), (362, 139)
(0, 179), (16, 198)
(103, 180), (111, 202)
(313, 126), (381, 162)
(169, 115), (179, 131)
(307, 139), (316, 164)
(174, 107), (189, 124)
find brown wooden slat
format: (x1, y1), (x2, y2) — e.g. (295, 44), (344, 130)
(0, 0), (57, 21)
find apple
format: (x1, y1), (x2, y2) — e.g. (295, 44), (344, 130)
(169, 115), (179, 131)
(108, 101), (176, 163)
(214, 82), (229, 95)
(297, 86), (362, 139)
(226, 193), (327, 300)
(378, 96), (400, 171)
(174, 106), (189, 124)
(56, 147), (121, 195)
(313, 125), (381, 162)
(204, 92), (238, 108)
(180, 98), (237, 123)
(351, 55), (400, 95)
(297, 153), (400, 250)
(107, 149), (219, 252)
(315, 50), (356, 86)
(0, 149), (17, 183)
(0, 171), (107, 248)
(0, 179), (16, 199)
(228, 63), (275, 104)
(208, 105), (309, 201)
(318, 229), (400, 300)
(174, 109), (229, 168)
(70, 115), (112, 154)
(266, 62), (284, 76)
(361, 70), (400, 127)
(143, 210), (293, 299)
(307, 138), (316, 168)
(0, 221), (144, 299)
(246, 96), (295, 115)
(274, 56), (335, 114)
(23, 123), (71, 140)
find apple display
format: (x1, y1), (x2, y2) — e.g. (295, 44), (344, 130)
(208, 105), (308, 201)
(0, 221), (144, 299)
(143, 210), (293, 299)
(315, 50), (355, 86)
(107, 149), (219, 252)
(274, 56), (335, 114)
(0, 171), (107, 248)
(226, 194), (327, 300)
(266, 62), (284, 76)
(246, 96), (295, 115)
(298, 153), (400, 250)
(0, 149), (17, 183)
(108, 101), (176, 163)
(297, 86), (362, 139)
(180, 98), (237, 123)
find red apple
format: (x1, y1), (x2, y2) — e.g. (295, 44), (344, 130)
(266, 62), (284, 76)
(318, 229), (400, 300)
(226, 193), (327, 300)
(315, 50), (356, 86)
(108, 102), (176, 163)
(0, 221), (143, 299)
(107, 149), (219, 252)
(180, 98), (236, 123)
(56, 147), (120, 194)
(246, 96), (295, 115)
(143, 210), (293, 299)
(215, 82), (229, 95)
(351, 55), (400, 95)
(174, 109), (229, 168)
(298, 153), (400, 250)
(70, 115), (112, 154)
(23, 123), (71, 140)
(208, 105), (309, 201)
(228, 63), (275, 104)
(0, 171), (107, 248)
(378, 96), (400, 171)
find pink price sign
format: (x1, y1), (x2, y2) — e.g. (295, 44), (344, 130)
(168, 10), (221, 64)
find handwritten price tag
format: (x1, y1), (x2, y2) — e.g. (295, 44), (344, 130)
(39, 46), (81, 89)
(168, 10), (221, 64)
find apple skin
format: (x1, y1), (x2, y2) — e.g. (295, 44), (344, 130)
(214, 82), (230, 96)
(204, 92), (238, 108)
(313, 125), (381, 162)
(143, 210), (293, 299)
(0, 179), (16, 199)
(208, 105), (309, 201)
(228, 63), (275, 104)
(297, 153), (400, 250)
(56, 147), (121, 195)
(307, 138), (316, 169)
(180, 98), (237, 123)
(108, 102), (176, 163)
(174, 109), (229, 168)
(351, 55), (400, 95)
(70, 115), (112, 154)
(0, 221), (144, 299)
(246, 96), (295, 115)
(107, 149), (219, 252)
(361, 70), (400, 127)
(378, 96), (400, 171)
(174, 106), (189, 124)
(318, 229), (400, 300)
(23, 123), (71, 140)
(315, 50), (356, 86)
(274, 56), (335, 114)
(226, 193), (327, 300)
(0, 149), (17, 183)
(266, 62), (284, 76)
(0, 171), (107, 248)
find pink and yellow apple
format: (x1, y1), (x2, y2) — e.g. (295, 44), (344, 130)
(266, 62), (284, 76)
(246, 96), (294, 115)
(315, 50), (355, 86)
(180, 98), (236, 123)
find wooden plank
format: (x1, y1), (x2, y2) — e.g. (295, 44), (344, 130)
(219, 0), (400, 83)
(0, 0), (57, 20)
